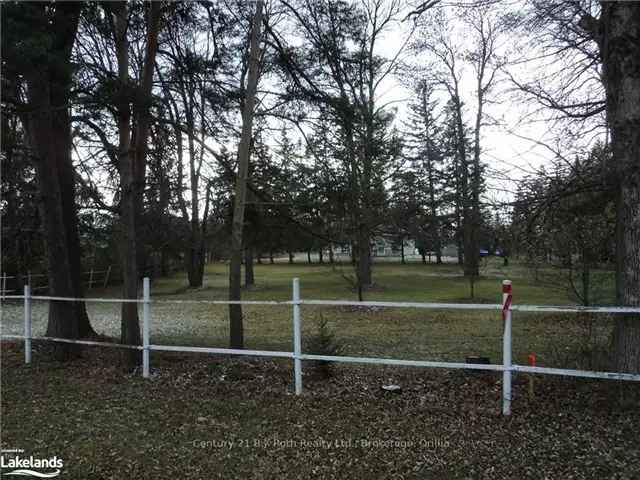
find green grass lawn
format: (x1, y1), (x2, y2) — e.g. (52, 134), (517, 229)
(3, 260), (636, 479)
(148, 257), (587, 304)
(0, 259), (619, 370)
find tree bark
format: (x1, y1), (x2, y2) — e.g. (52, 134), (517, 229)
(356, 225), (372, 286)
(111, 1), (161, 365)
(591, 3), (640, 373)
(228, 0), (263, 349)
(19, 3), (95, 358)
(244, 248), (255, 287)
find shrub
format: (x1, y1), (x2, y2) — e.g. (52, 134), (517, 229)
(304, 315), (342, 379)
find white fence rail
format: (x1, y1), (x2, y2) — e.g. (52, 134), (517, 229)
(2, 277), (640, 416)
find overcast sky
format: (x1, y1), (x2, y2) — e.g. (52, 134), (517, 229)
(368, 0), (605, 210)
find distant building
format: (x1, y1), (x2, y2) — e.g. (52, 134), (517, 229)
(334, 235), (417, 257)
(372, 236), (417, 257)
(441, 243), (459, 258)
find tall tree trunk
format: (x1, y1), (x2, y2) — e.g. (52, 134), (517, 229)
(113, 2), (138, 365)
(197, 184), (212, 286)
(356, 225), (372, 287)
(318, 248), (324, 264)
(307, 250), (312, 264)
(112, 1), (161, 365)
(400, 237), (405, 264)
(581, 257), (590, 307)
(329, 243), (335, 264)
(592, 3), (640, 374)
(19, 3), (95, 358)
(468, 83), (483, 279)
(350, 241), (357, 265)
(244, 248), (255, 287)
(187, 244), (203, 288)
(228, 0), (263, 349)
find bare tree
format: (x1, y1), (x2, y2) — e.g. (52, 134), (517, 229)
(415, 14), (473, 274)
(158, 12), (216, 289)
(464, 6), (508, 287)
(414, 6), (507, 293)
(228, 0), (264, 349)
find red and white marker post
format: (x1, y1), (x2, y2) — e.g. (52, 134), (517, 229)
(502, 280), (513, 416)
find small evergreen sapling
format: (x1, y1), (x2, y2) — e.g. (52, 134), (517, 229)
(304, 315), (342, 379)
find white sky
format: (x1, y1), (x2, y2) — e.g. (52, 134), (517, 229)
(367, 1), (605, 209)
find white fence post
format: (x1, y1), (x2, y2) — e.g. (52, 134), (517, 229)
(2, 272), (7, 298)
(292, 277), (302, 395)
(143, 277), (151, 378)
(502, 279), (513, 416)
(88, 268), (94, 290)
(24, 284), (32, 364)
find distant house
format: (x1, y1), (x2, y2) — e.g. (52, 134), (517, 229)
(441, 243), (459, 259)
(372, 235), (417, 257)
(334, 235), (418, 257)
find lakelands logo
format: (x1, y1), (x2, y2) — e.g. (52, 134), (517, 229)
(0, 450), (63, 478)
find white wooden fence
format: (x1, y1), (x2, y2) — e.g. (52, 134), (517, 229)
(2, 277), (640, 416)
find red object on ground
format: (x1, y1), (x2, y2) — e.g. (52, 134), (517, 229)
(528, 353), (536, 367)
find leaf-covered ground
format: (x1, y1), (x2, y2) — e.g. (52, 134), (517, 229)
(2, 344), (639, 479)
